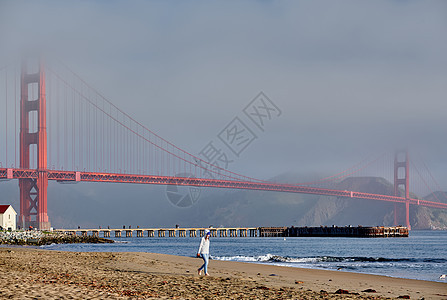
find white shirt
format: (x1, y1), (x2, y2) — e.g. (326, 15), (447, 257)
(198, 236), (210, 254)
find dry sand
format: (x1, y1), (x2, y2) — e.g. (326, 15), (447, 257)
(0, 247), (445, 299)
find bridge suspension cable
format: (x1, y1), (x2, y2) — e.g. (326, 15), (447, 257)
(410, 154), (447, 203)
(46, 62), (264, 182)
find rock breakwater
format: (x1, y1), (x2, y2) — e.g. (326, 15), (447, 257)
(0, 231), (114, 246)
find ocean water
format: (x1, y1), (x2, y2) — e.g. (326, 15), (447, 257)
(41, 230), (447, 283)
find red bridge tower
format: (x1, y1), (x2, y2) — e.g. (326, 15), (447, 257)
(19, 59), (50, 230)
(394, 150), (410, 229)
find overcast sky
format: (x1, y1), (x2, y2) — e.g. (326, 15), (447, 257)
(1, 1), (446, 190)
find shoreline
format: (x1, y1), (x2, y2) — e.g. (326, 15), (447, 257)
(0, 247), (445, 299)
(8, 243), (444, 283)
(214, 259), (445, 284)
(5, 243), (445, 284)
(37, 239), (445, 284)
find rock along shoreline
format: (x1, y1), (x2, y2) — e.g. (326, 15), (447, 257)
(0, 230), (114, 246)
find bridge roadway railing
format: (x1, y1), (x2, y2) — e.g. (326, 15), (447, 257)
(2, 168), (447, 210)
(55, 227), (259, 238)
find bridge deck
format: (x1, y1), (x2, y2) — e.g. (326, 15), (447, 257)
(2, 168), (447, 210)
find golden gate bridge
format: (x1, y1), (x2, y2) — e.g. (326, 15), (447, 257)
(1, 59), (446, 230)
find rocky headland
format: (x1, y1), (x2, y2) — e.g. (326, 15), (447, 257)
(0, 230), (113, 246)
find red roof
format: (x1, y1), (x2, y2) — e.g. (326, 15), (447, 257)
(0, 205), (11, 214)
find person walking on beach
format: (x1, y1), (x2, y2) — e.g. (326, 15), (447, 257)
(197, 229), (211, 276)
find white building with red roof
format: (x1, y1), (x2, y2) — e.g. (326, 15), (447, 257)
(0, 205), (17, 231)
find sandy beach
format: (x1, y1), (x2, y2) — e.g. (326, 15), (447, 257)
(0, 247), (445, 299)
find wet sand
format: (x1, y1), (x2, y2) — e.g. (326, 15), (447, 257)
(0, 247), (445, 299)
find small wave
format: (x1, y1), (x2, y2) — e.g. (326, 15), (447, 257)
(39, 243), (57, 248)
(212, 254), (311, 263)
(212, 254), (275, 262)
(335, 266), (357, 270)
(212, 254), (446, 264)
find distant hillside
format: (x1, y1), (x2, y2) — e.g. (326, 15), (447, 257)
(296, 177), (396, 227)
(424, 191), (447, 204)
(416, 191), (447, 230)
(298, 177), (447, 229)
(192, 174), (447, 230)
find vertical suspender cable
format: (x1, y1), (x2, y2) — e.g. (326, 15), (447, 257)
(86, 90), (89, 171)
(125, 116), (127, 173)
(110, 102), (112, 172)
(89, 91), (91, 171)
(79, 83), (82, 170)
(102, 100), (104, 171)
(15, 67), (17, 168)
(72, 80), (74, 170)
(56, 72), (60, 169)
(5, 68), (8, 167)
(116, 108), (118, 173)
(128, 120), (131, 173)
(136, 125), (139, 174)
(127, 120), (130, 173)
(120, 112), (122, 172)
(154, 136), (157, 175)
(95, 94), (98, 171)
(112, 106), (114, 172)
(120, 115), (123, 172)
(64, 79), (67, 169)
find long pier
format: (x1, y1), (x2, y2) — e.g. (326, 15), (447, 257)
(56, 227), (259, 238)
(55, 226), (408, 238)
(284, 226), (409, 238)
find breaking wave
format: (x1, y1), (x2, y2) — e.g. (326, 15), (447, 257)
(211, 254), (447, 264)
